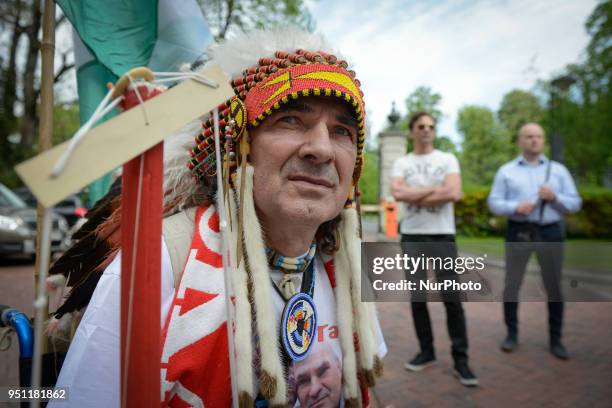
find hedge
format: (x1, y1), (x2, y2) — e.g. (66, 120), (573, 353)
(455, 186), (612, 238)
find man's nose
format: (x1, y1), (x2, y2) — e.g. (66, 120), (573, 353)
(308, 375), (324, 399)
(299, 121), (335, 164)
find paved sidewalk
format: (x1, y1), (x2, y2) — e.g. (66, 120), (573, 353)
(2, 241), (611, 407)
(363, 227), (612, 407)
(371, 300), (612, 408)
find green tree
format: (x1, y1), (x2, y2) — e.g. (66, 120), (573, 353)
(394, 86), (457, 153)
(585, 0), (611, 86)
(53, 104), (80, 146)
(548, 1), (612, 185)
(402, 86), (443, 127)
(498, 89), (544, 140)
(0, 1), (73, 186)
(458, 105), (512, 185)
(434, 136), (458, 156)
(200, 0), (314, 40)
(360, 150), (379, 204)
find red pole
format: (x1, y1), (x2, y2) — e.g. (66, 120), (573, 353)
(120, 143), (163, 406)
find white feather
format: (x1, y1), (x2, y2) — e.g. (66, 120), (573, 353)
(209, 26), (344, 78)
(45, 274), (66, 292)
(45, 313), (73, 340)
(162, 119), (202, 211)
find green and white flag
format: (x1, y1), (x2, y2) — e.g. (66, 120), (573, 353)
(57, 0), (213, 206)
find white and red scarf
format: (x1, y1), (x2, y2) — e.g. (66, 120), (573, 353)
(159, 205), (371, 407)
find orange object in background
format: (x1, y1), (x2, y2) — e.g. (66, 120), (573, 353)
(384, 201), (398, 239)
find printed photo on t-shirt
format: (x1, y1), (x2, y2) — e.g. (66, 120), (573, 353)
(287, 342), (343, 408)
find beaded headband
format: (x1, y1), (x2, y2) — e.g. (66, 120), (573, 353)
(187, 49), (366, 185)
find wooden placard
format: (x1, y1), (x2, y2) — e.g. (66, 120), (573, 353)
(16, 65), (233, 208)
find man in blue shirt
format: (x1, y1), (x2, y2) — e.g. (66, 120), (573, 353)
(488, 122), (581, 360)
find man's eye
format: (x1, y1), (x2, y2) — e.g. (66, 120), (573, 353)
(279, 115), (298, 125)
(334, 126), (355, 140)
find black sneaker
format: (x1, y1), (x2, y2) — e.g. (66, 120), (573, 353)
(404, 352), (436, 371)
(454, 362), (479, 387)
(550, 341), (570, 360)
(501, 335), (518, 352)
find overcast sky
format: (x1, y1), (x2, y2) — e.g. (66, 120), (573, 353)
(308, 0), (597, 145)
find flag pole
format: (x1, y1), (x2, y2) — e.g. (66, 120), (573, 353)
(31, 0), (56, 402)
(34, 0), (56, 298)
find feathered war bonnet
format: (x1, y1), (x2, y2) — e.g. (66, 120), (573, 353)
(174, 27), (382, 407)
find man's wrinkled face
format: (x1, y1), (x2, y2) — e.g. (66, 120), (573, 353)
(410, 114), (436, 145)
(250, 97), (358, 231)
(293, 345), (342, 408)
(518, 123), (545, 155)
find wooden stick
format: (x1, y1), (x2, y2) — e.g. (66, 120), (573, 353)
(31, 0), (55, 402)
(34, 0), (56, 357)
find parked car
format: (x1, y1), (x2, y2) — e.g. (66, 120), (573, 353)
(13, 187), (87, 228)
(0, 183), (70, 259)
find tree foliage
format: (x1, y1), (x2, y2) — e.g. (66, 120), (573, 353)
(552, 0), (612, 185)
(0, 0), (74, 186)
(53, 104), (80, 146)
(402, 86), (443, 126)
(200, 0), (314, 40)
(498, 89), (544, 140)
(457, 105), (512, 185)
(360, 150), (379, 204)
(395, 86), (457, 154)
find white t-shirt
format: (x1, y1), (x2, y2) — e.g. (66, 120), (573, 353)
(391, 149), (460, 235)
(270, 258), (387, 407)
(51, 240), (386, 407)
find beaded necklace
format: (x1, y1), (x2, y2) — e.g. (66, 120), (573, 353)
(265, 241), (317, 273)
(267, 242), (318, 362)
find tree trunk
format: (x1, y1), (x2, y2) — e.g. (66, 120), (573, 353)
(19, 0), (41, 149)
(2, 1), (22, 127)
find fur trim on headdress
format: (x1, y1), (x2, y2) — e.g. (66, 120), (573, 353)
(224, 186), (256, 405)
(342, 208), (380, 386)
(238, 165), (287, 405)
(333, 229), (361, 403)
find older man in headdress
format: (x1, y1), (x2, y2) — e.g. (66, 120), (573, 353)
(48, 27), (386, 407)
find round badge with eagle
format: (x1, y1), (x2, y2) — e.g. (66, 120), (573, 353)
(281, 292), (317, 361)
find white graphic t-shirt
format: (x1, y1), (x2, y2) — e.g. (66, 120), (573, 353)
(391, 149), (460, 235)
(270, 256), (387, 407)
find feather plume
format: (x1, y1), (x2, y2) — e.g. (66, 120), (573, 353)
(210, 26), (342, 78)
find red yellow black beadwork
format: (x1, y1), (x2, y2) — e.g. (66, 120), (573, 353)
(188, 49), (366, 183)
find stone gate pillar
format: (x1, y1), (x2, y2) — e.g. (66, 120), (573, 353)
(378, 103), (406, 231)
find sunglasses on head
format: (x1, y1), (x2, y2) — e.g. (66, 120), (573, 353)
(417, 124), (435, 131)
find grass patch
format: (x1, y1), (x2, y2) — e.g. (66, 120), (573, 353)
(456, 236), (612, 273)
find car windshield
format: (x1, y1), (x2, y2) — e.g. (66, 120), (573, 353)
(0, 184), (27, 208)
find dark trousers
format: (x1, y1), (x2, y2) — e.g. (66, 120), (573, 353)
(504, 221), (564, 342)
(401, 234), (469, 364)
